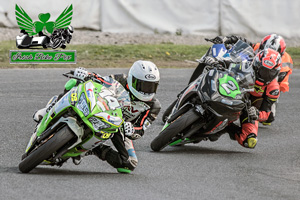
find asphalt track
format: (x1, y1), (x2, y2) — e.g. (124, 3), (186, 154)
(0, 68), (299, 200)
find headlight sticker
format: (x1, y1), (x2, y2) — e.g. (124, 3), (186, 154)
(77, 93), (90, 116)
(88, 117), (111, 131)
(94, 112), (123, 126)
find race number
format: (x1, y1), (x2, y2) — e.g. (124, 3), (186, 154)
(98, 89), (120, 110)
(221, 80), (238, 94)
(218, 74), (241, 98)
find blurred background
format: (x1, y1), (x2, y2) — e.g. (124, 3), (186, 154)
(1, 0), (299, 44)
(1, 0), (299, 68)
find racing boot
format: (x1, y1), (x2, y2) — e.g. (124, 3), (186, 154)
(93, 144), (135, 173)
(243, 133), (257, 149)
(262, 112), (274, 126)
(33, 95), (58, 123)
(262, 122), (271, 126)
(262, 104), (276, 126)
(227, 123), (257, 149)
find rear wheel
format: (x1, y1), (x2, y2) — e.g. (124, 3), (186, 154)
(151, 109), (201, 151)
(19, 126), (74, 173)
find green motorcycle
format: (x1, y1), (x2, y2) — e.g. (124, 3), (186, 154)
(19, 71), (131, 173)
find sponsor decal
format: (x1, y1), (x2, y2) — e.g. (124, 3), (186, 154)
(264, 59), (274, 67)
(254, 85), (264, 93)
(70, 90), (78, 105)
(145, 74), (156, 80)
(270, 89), (279, 96)
(87, 89), (93, 98)
(94, 112), (122, 126)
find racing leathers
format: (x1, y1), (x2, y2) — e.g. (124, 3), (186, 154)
(253, 43), (292, 124)
(92, 73), (161, 169)
(224, 35), (292, 124)
(227, 78), (280, 148)
(33, 70), (160, 172)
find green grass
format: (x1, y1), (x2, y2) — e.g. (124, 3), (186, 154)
(1, 40), (299, 68)
(287, 47), (300, 68)
(1, 40), (209, 68)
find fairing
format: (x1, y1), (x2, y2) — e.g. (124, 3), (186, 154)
(25, 78), (130, 159)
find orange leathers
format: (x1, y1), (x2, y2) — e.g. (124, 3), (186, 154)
(253, 43), (293, 92)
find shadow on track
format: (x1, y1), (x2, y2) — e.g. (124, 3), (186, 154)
(148, 145), (251, 155)
(0, 166), (131, 176)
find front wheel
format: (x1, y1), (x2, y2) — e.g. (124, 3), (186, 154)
(19, 126), (74, 173)
(162, 99), (177, 123)
(151, 109), (201, 152)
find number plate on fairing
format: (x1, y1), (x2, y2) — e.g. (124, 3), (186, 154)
(218, 74), (241, 98)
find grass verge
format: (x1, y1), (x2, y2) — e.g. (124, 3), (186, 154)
(1, 40), (299, 68)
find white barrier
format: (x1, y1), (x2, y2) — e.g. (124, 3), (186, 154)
(101, 0), (219, 35)
(0, 0), (299, 42)
(221, 0), (300, 41)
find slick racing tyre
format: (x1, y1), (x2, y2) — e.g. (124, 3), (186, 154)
(19, 126), (74, 173)
(151, 109), (200, 152)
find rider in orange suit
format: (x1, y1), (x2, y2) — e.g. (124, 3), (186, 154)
(225, 34), (292, 125)
(252, 34), (293, 93)
(252, 34), (293, 124)
(226, 48), (282, 148)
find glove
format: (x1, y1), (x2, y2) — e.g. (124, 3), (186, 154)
(128, 132), (142, 140)
(224, 35), (239, 45)
(74, 67), (88, 80)
(124, 121), (143, 140)
(202, 56), (219, 66)
(208, 36), (224, 44)
(224, 35), (253, 47)
(248, 106), (259, 121)
(124, 122), (135, 137)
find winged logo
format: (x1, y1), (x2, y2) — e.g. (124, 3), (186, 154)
(15, 4), (73, 36)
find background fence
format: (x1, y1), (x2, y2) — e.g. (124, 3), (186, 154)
(1, 0), (299, 43)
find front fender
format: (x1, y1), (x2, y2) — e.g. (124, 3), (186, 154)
(53, 117), (84, 150)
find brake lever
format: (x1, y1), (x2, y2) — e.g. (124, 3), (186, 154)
(62, 70), (75, 77)
(205, 38), (214, 43)
(205, 37), (223, 44)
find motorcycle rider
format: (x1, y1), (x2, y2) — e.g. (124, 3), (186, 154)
(226, 48), (282, 148)
(33, 60), (161, 173)
(162, 37), (255, 123)
(50, 25), (74, 49)
(224, 34), (293, 125)
(189, 37), (283, 148)
(91, 60), (161, 172)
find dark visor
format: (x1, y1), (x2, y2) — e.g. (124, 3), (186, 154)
(257, 66), (278, 84)
(132, 76), (159, 94)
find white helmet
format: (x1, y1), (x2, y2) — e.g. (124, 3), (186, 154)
(127, 60), (160, 101)
(67, 25), (74, 35)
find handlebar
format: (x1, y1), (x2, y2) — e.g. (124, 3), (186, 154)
(205, 36), (224, 44)
(62, 70), (104, 85)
